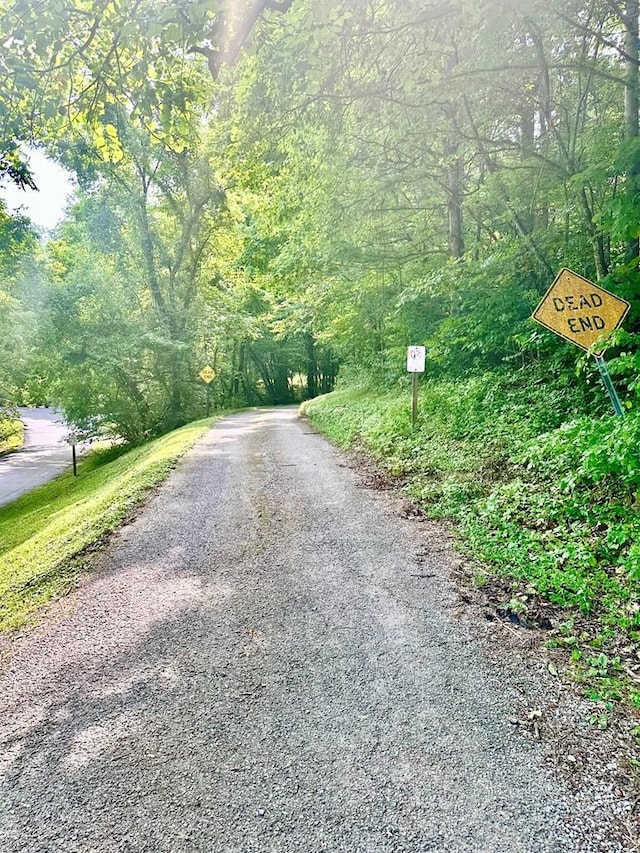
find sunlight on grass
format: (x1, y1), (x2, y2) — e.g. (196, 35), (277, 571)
(0, 419), (24, 455)
(0, 417), (215, 633)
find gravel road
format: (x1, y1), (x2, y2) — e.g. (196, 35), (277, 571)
(0, 408), (631, 852)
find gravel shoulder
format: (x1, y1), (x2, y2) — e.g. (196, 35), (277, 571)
(0, 408), (636, 852)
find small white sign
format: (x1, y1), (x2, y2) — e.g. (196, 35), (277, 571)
(406, 345), (426, 373)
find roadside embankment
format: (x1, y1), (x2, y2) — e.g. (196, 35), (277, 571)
(0, 417), (216, 634)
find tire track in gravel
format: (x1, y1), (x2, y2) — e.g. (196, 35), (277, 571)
(0, 408), (630, 852)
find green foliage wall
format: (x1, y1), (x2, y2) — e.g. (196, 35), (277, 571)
(3, 0), (640, 437)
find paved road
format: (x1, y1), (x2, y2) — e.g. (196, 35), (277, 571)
(0, 408), (71, 508)
(0, 409), (624, 851)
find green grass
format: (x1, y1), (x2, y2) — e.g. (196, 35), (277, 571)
(0, 419), (24, 455)
(0, 416), (217, 633)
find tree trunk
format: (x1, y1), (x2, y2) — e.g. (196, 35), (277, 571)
(443, 46), (464, 259)
(305, 333), (318, 399)
(520, 99), (537, 234)
(624, 0), (640, 262)
(578, 186), (608, 279)
(318, 349), (338, 395)
(444, 146), (465, 259)
(231, 342), (241, 399)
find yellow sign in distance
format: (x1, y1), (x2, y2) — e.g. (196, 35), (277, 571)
(199, 365), (216, 384)
(532, 268), (630, 356)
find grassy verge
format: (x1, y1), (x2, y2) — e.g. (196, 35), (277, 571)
(0, 416), (217, 633)
(0, 419), (24, 455)
(302, 375), (640, 716)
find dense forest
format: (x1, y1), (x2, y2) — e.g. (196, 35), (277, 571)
(0, 0), (638, 436)
(3, 1), (640, 700)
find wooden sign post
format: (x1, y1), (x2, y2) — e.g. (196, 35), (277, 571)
(406, 346), (426, 426)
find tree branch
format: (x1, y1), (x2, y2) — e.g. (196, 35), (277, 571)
(190, 0), (294, 80)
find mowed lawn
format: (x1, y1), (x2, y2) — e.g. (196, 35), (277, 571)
(0, 418), (214, 633)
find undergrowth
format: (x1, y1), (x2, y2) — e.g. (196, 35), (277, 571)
(302, 371), (640, 712)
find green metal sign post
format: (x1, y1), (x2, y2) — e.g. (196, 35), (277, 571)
(594, 355), (624, 417)
(532, 268), (630, 417)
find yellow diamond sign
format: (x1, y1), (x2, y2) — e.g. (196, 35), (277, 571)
(532, 268), (630, 356)
(199, 365), (216, 384)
